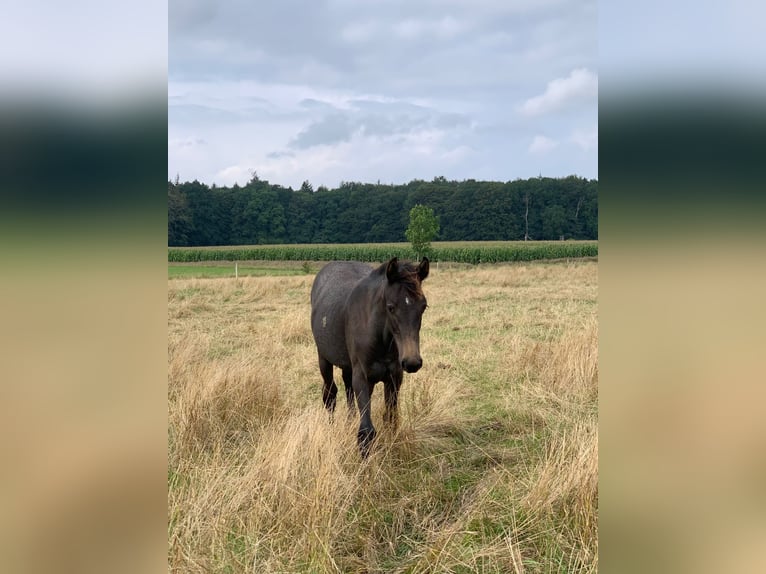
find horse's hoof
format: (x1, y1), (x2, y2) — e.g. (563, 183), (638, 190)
(357, 428), (376, 458)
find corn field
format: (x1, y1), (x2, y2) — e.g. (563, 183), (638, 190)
(168, 241), (597, 264)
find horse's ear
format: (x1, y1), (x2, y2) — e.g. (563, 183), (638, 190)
(386, 257), (399, 283)
(418, 257), (430, 281)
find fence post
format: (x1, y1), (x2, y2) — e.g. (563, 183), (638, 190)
(235, 262), (238, 279)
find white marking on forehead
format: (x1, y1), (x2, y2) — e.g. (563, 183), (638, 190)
(405, 297), (410, 305)
(322, 316), (327, 327)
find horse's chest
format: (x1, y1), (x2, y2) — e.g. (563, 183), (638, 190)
(366, 354), (398, 383)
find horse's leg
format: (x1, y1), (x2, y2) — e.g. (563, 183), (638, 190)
(342, 367), (355, 417)
(384, 366), (403, 429)
(352, 369), (376, 458)
(319, 355), (337, 415)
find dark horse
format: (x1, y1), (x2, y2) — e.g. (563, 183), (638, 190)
(310, 257), (429, 456)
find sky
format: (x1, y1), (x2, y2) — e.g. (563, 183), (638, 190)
(169, 0), (598, 189)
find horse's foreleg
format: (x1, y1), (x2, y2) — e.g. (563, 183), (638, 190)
(352, 370), (376, 458)
(384, 368), (403, 429)
(319, 355), (337, 415)
(342, 367), (355, 417)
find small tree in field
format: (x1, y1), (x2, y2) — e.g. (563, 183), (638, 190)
(405, 204), (439, 259)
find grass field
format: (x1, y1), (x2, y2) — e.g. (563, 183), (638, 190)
(169, 263), (312, 279)
(168, 259), (598, 573)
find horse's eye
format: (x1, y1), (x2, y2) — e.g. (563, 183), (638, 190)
(386, 303), (395, 313)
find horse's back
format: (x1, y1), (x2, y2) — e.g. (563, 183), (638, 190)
(311, 261), (372, 368)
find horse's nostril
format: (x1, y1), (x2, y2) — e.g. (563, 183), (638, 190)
(403, 358), (423, 373)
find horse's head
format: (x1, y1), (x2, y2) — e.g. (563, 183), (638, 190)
(384, 256), (430, 373)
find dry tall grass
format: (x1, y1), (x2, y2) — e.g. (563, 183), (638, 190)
(168, 261), (598, 573)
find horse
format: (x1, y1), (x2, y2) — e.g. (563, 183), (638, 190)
(310, 257), (430, 457)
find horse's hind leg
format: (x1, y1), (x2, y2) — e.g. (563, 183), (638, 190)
(342, 367), (356, 417)
(319, 355), (337, 414)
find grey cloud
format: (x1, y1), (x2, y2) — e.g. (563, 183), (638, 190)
(349, 99), (428, 114)
(169, 1), (598, 185)
(299, 98), (340, 111)
(168, 104), (245, 124)
(169, 0), (596, 98)
(289, 114), (355, 149)
(170, 0), (352, 81)
(286, 100), (473, 150)
(353, 100), (471, 135)
(170, 137), (207, 148)
(267, 150), (295, 159)
(169, 0), (218, 33)
(168, 98), (278, 125)
(434, 112), (472, 130)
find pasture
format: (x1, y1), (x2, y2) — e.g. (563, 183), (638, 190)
(169, 262), (311, 279)
(168, 260), (598, 573)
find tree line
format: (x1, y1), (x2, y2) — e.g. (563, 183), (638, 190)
(168, 174), (597, 246)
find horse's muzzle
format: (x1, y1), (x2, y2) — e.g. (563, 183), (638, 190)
(402, 357), (422, 373)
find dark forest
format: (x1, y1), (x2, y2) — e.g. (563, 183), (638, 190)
(168, 174), (597, 246)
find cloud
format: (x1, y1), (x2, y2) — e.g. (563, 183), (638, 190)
(169, 2), (598, 185)
(266, 150), (295, 159)
(340, 20), (379, 44)
(393, 16), (465, 40)
(252, 127), (478, 190)
(287, 100), (472, 150)
(168, 103), (247, 124)
(519, 68), (598, 116)
(299, 98), (339, 111)
(570, 125), (598, 151)
(216, 164), (251, 186)
(529, 135), (559, 154)
(169, 137), (207, 148)
(169, 0), (217, 33)
(289, 114), (355, 149)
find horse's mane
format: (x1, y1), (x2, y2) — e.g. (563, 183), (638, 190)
(398, 263), (424, 297)
(376, 260), (424, 297)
